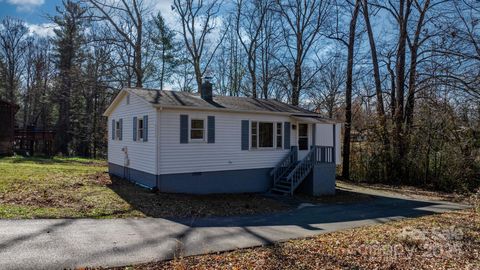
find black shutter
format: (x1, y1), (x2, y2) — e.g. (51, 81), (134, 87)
(119, 119), (123, 140)
(311, 123), (316, 147)
(207, 116), (215, 143)
(284, 122), (290, 149)
(111, 119), (115, 140)
(241, 120), (249, 150)
(143, 115), (148, 142)
(133, 117), (137, 141)
(180, 115), (188, 144)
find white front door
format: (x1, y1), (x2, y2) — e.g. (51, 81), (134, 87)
(297, 123), (310, 160)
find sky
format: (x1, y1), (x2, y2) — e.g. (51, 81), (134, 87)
(0, 0), (57, 23)
(0, 0), (176, 37)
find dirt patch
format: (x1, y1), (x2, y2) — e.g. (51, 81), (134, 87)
(0, 183), (92, 210)
(90, 172), (113, 186)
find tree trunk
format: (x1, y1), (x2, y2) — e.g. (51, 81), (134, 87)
(362, 0), (390, 179)
(194, 57), (203, 93)
(134, 19), (143, 87)
(342, 0), (360, 180)
(404, 0), (430, 132)
(291, 63), (302, 106)
(160, 47), (166, 90)
(393, 0), (411, 182)
(248, 60), (257, 98)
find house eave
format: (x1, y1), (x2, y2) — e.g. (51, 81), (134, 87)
(103, 90), (127, 117)
(154, 104), (323, 117)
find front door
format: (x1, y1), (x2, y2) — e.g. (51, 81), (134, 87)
(297, 123), (309, 160)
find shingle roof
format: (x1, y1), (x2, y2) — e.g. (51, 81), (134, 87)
(128, 88), (317, 115)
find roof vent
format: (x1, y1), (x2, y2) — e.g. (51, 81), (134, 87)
(201, 76), (213, 102)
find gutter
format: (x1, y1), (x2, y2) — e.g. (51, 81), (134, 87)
(153, 104), (333, 118)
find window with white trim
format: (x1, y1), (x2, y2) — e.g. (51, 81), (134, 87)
(190, 119), (205, 141)
(298, 123), (309, 150)
(276, 122), (283, 148)
(251, 121), (277, 149)
(251, 121), (258, 148)
(115, 121), (121, 140)
(137, 118), (144, 141)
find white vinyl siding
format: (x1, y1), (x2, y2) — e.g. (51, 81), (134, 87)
(315, 123), (341, 165)
(108, 93), (157, 174)
(157, 110), (294, 175)
(335, 124), (342, 165)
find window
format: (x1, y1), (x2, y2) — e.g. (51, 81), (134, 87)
(298, 123), (308, 150)
(276, 123), (283, 148)
(251, 122), (275, 148)
(137, 118), (144, 141)
(259, 122), (273, 147)
(126, 94), (130, 105)
(251, 121), (258, 148)
(190, 119), (205, 140)
(115, 121), (121, 140)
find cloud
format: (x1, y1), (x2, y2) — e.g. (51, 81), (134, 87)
(151, 0), (176, 25)
(26, 23), (57, 38)
(6, 0), (45, 12)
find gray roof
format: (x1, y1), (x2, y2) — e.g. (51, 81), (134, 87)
(128, 88), (318, 115)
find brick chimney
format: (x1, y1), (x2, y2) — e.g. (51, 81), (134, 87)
(201, 76), (213, 102)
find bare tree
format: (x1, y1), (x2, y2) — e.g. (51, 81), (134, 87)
(235, 0), (272, 98)
(259, 6), (282, 99)
(213, 17), (245, 96)
(173, 0), (227, 93)
(308, 52), (345, 118)
(86, 0), (149, 87)
(0, 17), (28, 103)
(404, 0), (432, 131)
(275, 0), (330, 105)
(342, 0), (361, 180)
(361, 0), (390, 177)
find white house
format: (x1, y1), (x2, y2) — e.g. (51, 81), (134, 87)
(103, 80), (341, 195)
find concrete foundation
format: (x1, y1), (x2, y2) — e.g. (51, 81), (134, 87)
(298, 163), (336, 196)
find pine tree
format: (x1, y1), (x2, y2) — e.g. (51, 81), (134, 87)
(52, 0), (86, 155)
(151, 12), (177, 90)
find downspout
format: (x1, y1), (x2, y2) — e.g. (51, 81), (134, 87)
(155, 107), (162, 190)
(332, 124), (336, 164)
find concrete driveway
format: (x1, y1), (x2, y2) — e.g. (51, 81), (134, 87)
(0, 191), (469, 270)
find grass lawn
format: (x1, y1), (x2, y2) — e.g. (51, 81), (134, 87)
(0, 156), (142, 218)
(0, 156), (290, 219)
(109, 209), (480, 270)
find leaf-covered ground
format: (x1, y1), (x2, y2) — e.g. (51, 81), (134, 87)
(0, 156), (290, 219)
(110, 208), (479, 270)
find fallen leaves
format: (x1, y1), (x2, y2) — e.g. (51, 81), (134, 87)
(110, 209), (479, 270)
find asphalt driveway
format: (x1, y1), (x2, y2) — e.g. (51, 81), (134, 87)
(0, 192), (469, 270)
